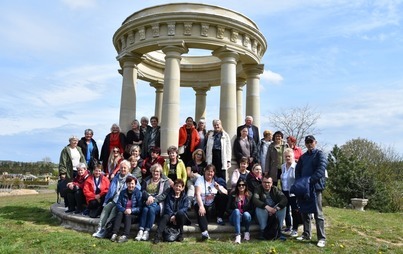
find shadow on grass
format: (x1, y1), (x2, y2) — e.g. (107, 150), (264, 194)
(0, 205), (59, 225)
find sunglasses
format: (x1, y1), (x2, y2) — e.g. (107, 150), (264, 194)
(113, 150), (119, 153)
(238, 184), (245, 187)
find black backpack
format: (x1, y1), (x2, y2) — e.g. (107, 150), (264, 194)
(56, 178), (68, 204)
(263, 214), (279, 240)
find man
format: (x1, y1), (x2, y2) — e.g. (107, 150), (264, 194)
(295, 135), (327, 248)
(141, 116), (161, 158)
(253, 175), (288, 240)
(237, 116), (260, 145)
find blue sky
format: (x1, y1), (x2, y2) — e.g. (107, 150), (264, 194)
(1, 0), (402, 163)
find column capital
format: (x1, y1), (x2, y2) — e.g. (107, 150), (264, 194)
(243, 64), (264, 77)
(236, 78), (246, 88)
(192, 86), (210, 95)
(160, 41), (189, 55)
(150, 82), (163, 90)
(212, 46), (240, 63)
(117, 52), (143, 66)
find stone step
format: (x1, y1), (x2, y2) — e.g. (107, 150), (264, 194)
(50, 203), (261, 237)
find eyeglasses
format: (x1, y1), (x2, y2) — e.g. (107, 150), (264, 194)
(196, 153), (202, 156)
(113, 150), (119, 153)
(238, 184), (245, 187)
(263, 181), (272, 184)
(305, 140), (314, 144)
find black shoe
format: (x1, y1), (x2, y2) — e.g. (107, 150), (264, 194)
(176, 234), (184, 242)
(74, 210), (82, 214)
(82, 209), (89, 216)
(65, 209), (75, 213)
(153, 235), (161, 244)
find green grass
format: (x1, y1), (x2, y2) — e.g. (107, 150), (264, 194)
(0, 193), (402, 254)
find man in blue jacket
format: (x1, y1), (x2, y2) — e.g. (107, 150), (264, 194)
(295, 135), (327, 248)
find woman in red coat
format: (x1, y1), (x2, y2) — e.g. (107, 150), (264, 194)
(178, 117), (200, 166)
(83, 164), (110, 218)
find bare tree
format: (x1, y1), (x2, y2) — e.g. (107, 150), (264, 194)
(268, 104), (321, 147)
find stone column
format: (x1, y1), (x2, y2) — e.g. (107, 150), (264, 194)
(118, 54), (143, 133)
(160, 42), (188, 157)
(243, 64), (264, 129)
(193, 86), (210, 121)
(213, 48), (239, 139)
(236, 78), (246, 127)
(150, 82), (163, 121)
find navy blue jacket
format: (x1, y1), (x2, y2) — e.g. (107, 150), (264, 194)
(116, 187), (142, 215)
(295, 149), (327, 191)
(163, 189), (191, 225)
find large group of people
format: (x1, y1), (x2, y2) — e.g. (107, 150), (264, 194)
(58, 115), (327, 248)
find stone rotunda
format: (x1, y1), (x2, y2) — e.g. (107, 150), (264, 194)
(113, 3), (267, 177)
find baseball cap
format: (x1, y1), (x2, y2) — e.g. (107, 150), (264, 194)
(305, 135), (316, 142)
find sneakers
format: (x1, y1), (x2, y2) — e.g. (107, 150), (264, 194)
(201, 231), (210, 241)
(244, 232), (250, 241)
(118, 235), (128, 243)
(290, 230), (298, 237)
(282, 227), (291, 235)
(135, 230), (143, 241)
(92, 228), (106, 238)
(234, 235), (241, 244)
(317, 239), (326, 248)
(217, 217), (225, 225)
(296, 235), (311, 241)
(141, 230), (150, 241)
(110, 234), (118, 242)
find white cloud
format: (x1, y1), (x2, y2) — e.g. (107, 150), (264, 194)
(261, 69), (283, 85)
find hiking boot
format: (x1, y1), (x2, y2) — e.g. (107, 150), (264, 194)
(110, 234), (118, 242)
(135, 230), (143, 241)
(234, 235), (241, 244)
(317, 239), (326, 248)
(141, 230), (149, 241)
(118, 235), (128, 243)
(244, 232), (250, 241)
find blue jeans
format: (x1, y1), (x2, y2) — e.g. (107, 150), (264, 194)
(139, 202), (160, 231)
(229, 209), (252, 235)
(255, 207), (286, 232)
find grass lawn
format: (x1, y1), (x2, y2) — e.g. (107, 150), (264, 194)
(0, 192), (401, 254)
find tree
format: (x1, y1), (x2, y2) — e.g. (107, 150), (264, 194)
(268, 104), (321, 147)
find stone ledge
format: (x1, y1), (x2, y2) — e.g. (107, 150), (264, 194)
(50, 203), (261, 236)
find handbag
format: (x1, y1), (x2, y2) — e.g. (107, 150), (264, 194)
(163, 226), (180, 242)
(178, 145), (186, 154)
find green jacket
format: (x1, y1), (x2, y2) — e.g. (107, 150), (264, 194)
(252, 184), (288, 210)
(58, 146), (86, 180)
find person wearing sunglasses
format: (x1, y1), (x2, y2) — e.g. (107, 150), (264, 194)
(226, 179), (253, 244)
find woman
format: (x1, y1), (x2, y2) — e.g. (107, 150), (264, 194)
(110, 176), (142, 243)
(246, 163), (263, 194)
(153, 179), (191, 243)
(226, 178), (253, 244)
(178, 116), (200, 165)
(163, 146), (187, 185)
(265, 131), (289, 186)
(107, 147), (123, 179)
(205, 119), (232, 181)
(136, 164), (170, 241)
(141, 146), (165, 180)
(92, 160), (137, 238)
(100, 124), (126, 173)
(129, 145), (143, 168)
(128, 155), (142, 181)
(141, 116), (160, 158)
(83, 163), (110, 218)
(186, 149), (207, 204)
(59, 135), (86, 181)
(233, 126), (258, 169)
(125, 119), (144, 159)
(65, 163), (90, 214)
(281, 148), (301, 237)
(257, 130), (272, 171)
(196, 118), (207, 150)
(230, 157), (250, 191)
(286, 136), (302, 162)
(78, 129), (99, 172)
(194, 164), (228, 240)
